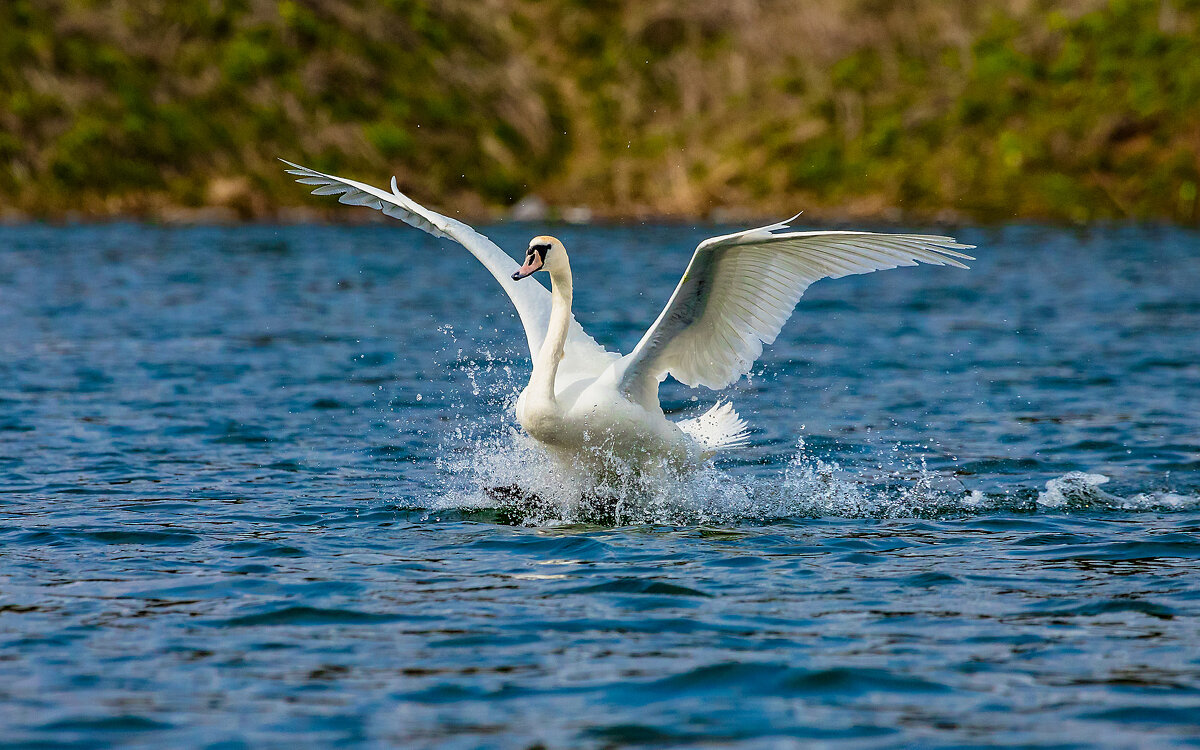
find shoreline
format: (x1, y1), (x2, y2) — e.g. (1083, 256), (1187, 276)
(2, 207), (1196, 229)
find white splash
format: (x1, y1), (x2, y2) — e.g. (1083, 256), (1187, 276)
(430, 426), (974, 525)
(1037, 471), (1114, 508)
(421, 352), (1198, 525)
(1037, 471), (1199, 511)
(425, 426), (1200, 525)
(432, 427), (757, 525)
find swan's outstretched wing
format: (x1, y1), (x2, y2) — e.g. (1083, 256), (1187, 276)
(282, 161), (616, 374)
(616, 217), (973, 404)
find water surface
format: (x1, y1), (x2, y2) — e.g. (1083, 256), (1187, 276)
(1, 223), (1198, 748)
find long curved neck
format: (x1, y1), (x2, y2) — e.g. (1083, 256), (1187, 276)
(528, 259), (573, 403)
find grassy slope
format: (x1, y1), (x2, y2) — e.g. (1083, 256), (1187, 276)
(1, 0), (1198, 222)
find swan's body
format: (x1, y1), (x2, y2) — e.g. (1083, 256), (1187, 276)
(506, 237), (707, 475)
(283, 160), (973, 477)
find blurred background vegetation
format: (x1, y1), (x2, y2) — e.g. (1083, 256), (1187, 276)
(1, 0), (1198, 223)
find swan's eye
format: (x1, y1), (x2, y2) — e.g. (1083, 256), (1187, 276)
(529, 243), (550, 261)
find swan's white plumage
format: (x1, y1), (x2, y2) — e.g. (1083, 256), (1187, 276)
(677, 401), (750, 454)
(280, 160), (617, 389)
(616, 218), (974, 403)
(284, 161), (974, 473)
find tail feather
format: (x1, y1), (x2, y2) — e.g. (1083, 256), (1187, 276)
(677, 400), (750, 454)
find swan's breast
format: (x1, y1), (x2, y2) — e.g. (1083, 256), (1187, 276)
(517, 385), (701, 470)
(515, 389), (571, 446)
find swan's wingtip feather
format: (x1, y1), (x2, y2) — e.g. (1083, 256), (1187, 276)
(279, 158), (315, 177)
(767, 212), (805, 234)
(678, 400), (752, 452)
(933, 243), (975, 267)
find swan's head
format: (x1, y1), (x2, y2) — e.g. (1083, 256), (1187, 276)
(512, 236), (565, 280)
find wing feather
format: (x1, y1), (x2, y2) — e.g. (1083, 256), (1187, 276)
(616, 220), (974, 403)
(281, 160), (617, 377)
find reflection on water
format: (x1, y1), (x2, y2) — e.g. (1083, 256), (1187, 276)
(1, 223), (1199, 747)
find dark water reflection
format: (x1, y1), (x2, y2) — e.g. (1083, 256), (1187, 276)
(1, 223), (1198, 748)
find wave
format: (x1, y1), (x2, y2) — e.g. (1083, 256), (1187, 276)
(1035, 471), (1198, 512)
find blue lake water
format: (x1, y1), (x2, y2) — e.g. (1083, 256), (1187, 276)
(1, 222), (1198, 748)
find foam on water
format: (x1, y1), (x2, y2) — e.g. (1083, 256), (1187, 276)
(432, 427), (756, 525)
(431, 427), (1200, 525)
(1036, 470), (1199, 511)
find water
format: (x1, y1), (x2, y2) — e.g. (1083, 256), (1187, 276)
(1, 222), (1198, 748)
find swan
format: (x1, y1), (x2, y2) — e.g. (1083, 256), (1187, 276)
(282, 160), (973, 477)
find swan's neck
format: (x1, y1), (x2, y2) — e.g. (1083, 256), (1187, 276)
(528, 262), (573, 404)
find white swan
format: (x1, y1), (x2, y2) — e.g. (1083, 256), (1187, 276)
(283, 160), (973, 476)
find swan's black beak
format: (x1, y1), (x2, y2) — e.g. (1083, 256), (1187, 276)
(512, 257), (542, 280)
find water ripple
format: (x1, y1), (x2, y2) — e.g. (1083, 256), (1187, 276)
(1, 224), (1198, 747)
